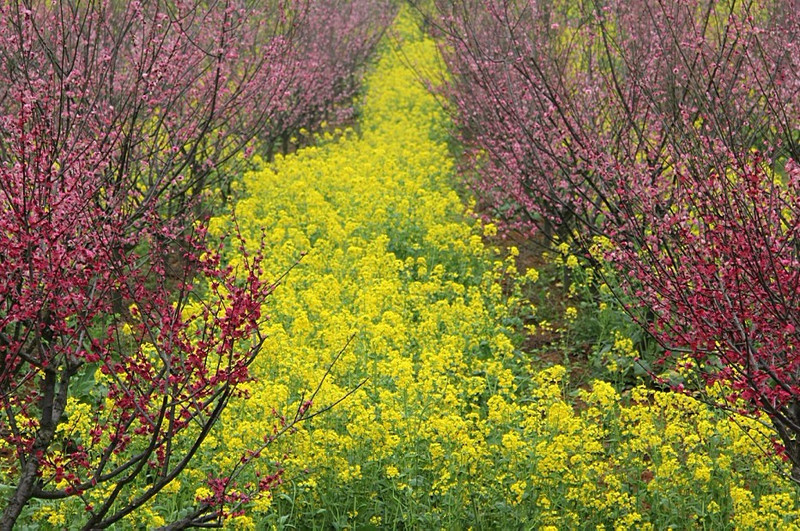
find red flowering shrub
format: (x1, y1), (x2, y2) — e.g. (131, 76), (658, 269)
(0, 0), (393, 527)
(420, 0), (800, 478)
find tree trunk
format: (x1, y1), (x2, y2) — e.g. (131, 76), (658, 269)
(1, 366), (68, 529)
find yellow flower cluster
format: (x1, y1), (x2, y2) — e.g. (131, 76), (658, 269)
(203, 9), (528, 522)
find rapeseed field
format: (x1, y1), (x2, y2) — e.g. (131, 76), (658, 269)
(192, 10), (800, 530)
(27, 8), (794, 530)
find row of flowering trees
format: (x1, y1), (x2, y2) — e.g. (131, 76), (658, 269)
(0, 0), (394, 527)
(416, 0), (800, 480)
